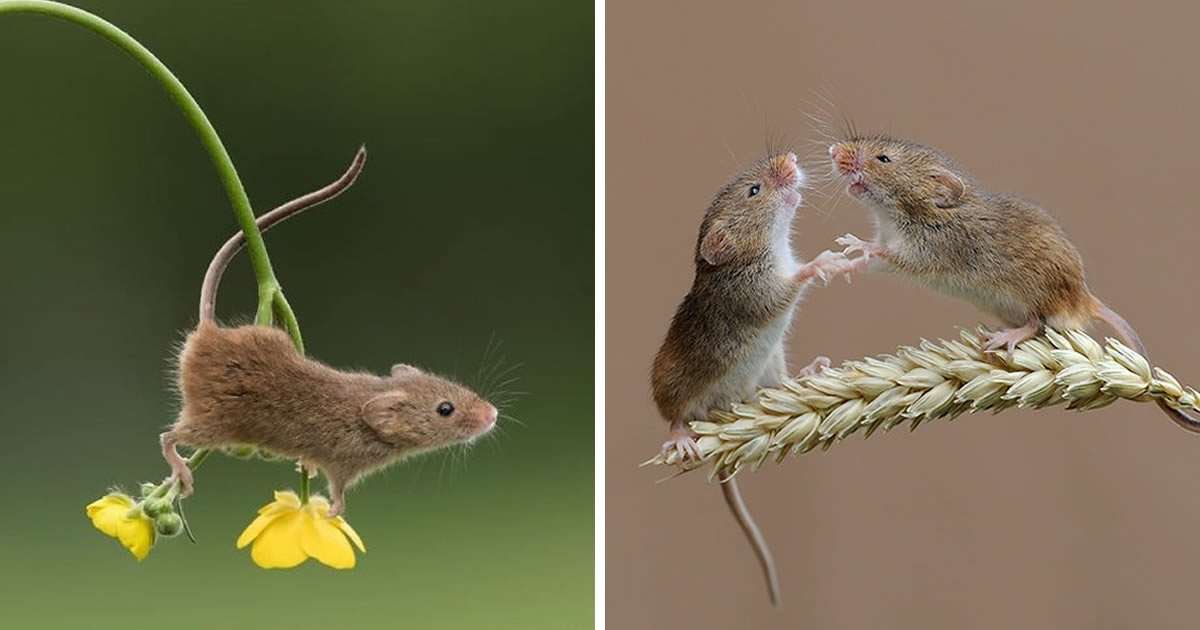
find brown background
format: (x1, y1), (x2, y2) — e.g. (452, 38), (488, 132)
(606, 1), (1200, 628)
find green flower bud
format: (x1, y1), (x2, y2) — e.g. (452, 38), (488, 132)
(139, 483), (158, 498)
(155, 513), (184, 537)
(143, 498), (171, 517)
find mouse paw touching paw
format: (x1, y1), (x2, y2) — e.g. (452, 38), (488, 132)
(800, 250), (855, 285)
(835, 233), (884, 277)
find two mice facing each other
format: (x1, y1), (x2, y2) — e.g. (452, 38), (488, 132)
(649, 133), (1194, 606)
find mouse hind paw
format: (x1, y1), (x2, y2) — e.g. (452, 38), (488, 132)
(160, 431), (195, 497)
(981, 320), (1042, 359)
(798, 355), (831, 377)
(662, 419), (703, 462)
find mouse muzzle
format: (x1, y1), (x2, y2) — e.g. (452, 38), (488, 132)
(767, 152), (801, 188)
(471, 402), (499, 434)
(830, 143), (861, 176)
(829, 143), (868, 198)
(767, 152), (803, 206)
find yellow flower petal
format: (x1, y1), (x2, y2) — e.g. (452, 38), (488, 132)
(306, 494), (365, 554)
(300, 509), (355, 569)
(332, 517), (366, 553)
(86, 494), (133, 538)
(116, 516), (154, 561)
(89, 505), (123, 537)
(86, 494), (128, 517)
(236, 509), (289, 549)
(250, 512), (308, 569)
(272, 491), (301, 509)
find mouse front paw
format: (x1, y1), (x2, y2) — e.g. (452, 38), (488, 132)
(836, 232), (883, 258)
(800, 250), (854, 285)
(834, 233), (885, 279)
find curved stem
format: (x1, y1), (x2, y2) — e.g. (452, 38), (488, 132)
(2, 2), (312, 498)
(0, 1), (284, 327)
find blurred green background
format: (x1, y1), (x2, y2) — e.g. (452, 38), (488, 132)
(0, 1), (592, 628)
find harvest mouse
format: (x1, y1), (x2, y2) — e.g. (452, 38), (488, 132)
(161, 149), (499, 517)
(828, 133), (1200, 432)
(651, 152), (854, 605)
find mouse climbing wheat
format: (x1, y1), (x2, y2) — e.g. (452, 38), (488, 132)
(650, 152), (854, 605)
(827, 132), (1200, 434)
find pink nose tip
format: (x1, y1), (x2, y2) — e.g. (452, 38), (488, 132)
(481, 403), (498, 427)
(830, 144), (855, 175)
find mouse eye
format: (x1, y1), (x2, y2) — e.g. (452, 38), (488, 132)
(436, 401), (454, 417)
(876, 155), (891, 163)
(748, 185), (760, 198)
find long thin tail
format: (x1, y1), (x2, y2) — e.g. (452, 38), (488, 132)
(199, 146), (367, 322)
(1093, 300), (1200, 432)
(719, 471), (780, 607)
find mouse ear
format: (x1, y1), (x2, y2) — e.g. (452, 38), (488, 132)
(391, 363), (420, 378)
(929, 168), (966, 208)
(700, 226), (735, 266)
(362, 392), (409, 441)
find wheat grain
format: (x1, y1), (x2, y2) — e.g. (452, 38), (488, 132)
(645, 327), (1200, 476)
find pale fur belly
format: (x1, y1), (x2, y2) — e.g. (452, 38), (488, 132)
(684, 303), (796, 419)
(919, 274), (1029, 326)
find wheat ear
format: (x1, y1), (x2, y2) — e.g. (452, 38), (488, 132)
(645, 327), (1200, 479)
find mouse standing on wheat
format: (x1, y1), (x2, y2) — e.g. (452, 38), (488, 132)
(651, 152), (853, 605)
(160, 149), (499, 517)
(827, 133), (1200, 432)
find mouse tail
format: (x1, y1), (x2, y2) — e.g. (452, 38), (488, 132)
(199, 146), (367, 323)
(719, 471), (781, 607)
(1093, 299), (1200, 433)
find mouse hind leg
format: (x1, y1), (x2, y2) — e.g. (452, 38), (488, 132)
(159, 414), (222, 497)
(160, 428), (194, 497)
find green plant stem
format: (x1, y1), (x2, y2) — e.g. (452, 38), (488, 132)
(0, 1), (284, 315)
(2, 1), (310, 497)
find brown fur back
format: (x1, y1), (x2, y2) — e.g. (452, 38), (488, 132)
(171, 323), (395, 472)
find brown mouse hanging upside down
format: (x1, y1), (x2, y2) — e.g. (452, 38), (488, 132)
(828, 133), (1200, 433)
(161, 149), (498, 517)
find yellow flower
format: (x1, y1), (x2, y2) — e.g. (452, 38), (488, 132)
(236, 491), (365, 569)
(85, 493), (155, 561)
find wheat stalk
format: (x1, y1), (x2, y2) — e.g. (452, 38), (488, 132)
(645, 327), (1200, 480)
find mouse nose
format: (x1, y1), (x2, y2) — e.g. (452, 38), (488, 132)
(480, 403), (498, 428)
(830, 144), (856, 175)
(769, 153), (800, 186)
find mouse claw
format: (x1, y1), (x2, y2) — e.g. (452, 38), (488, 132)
(296, 459), (319, 479)
(799, 355), (831, 377)
(835, 233), (876, 258)
(171, 467), (194, 498)
(980, 321), (1042, 361)
(662, 420), (703, 463)
(800, 250), (852, 286)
